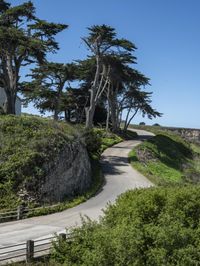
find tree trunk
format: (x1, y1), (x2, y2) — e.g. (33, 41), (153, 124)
(106, 83), (111, 131)
(53, 85), (64, 121)
(118, 110), (123, 129)
(85, 55), (111, 129)
(123, 108), (139, 132)
(110, 100), (118, 132)
(85, 55), (101, 129)
(123, 107), (131, 132)
(85, 85), (96, 128)
(54, 109), (59, 121)
(85, 105), (96, 129)
(109, 90), (118, 132)
(64, 109), (71, 122)
(108, 83), (120, 133)
(3, 55), (17, 115)
(116, 105), (121, 129)
(106, 106), (110, 131)
(4, 90), (16, 115)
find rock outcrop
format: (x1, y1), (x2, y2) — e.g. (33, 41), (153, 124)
(166, 127), (200, 144)
(23, 141), (91, 204)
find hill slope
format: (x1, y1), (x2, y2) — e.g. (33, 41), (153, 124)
(129, 127), (200, 185)
(0, 115), (91, 211)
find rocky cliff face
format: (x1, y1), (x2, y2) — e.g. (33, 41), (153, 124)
(166, 127), (200, 144)
(23, 141), (91, 204)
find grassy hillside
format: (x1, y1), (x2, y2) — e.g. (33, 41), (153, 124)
(0, 115), (124, 212)
(0, 115), (79, 211)
(129, 126), (200, 185)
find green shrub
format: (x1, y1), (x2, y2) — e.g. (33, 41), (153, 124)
(51, 186), (200, 266)
(84, 128), (122, 159)
(83, 129), (102, 158)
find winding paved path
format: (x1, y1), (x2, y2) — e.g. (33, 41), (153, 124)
(0, 129), (153, 248)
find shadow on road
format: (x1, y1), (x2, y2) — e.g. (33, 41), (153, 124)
(101, 155), (129, 175)
(137, 135), (154, 141)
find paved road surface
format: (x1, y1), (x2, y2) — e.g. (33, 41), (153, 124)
(0, 129), (154, 248)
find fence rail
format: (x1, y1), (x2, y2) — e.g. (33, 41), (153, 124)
(0, 203), (61, 223)
(0, 233), (67, 265)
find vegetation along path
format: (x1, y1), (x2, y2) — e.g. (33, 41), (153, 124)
(0, 129), (153, 248)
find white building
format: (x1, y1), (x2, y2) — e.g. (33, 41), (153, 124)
(0, 87), (21, 115)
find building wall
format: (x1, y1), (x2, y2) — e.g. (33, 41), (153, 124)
(15, 97), (21, 115)
(0, 87), (21, 115)
(0, 87), (7, 107)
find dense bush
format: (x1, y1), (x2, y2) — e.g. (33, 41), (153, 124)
(51, 186), (200, 266)
(84, 128), (122, 159)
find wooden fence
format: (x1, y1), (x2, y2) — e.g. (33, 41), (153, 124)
(0, 204), (60, 223)
(0, 233), (68, 265)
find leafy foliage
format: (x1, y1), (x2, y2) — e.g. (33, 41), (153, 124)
(0, 0), (67, 114)
(81, 24), (160, 130)
(84, 128), (123, 159)
(22, 62), (78, 120)
(51, 186), (200, 266)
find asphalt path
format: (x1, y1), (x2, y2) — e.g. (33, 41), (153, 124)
(0, 129), (154, 250)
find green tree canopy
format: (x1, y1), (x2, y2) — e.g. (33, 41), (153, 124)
(82, 24), (136, 128)
(0, 0), (67, 114)
(23, 62), (77, 120)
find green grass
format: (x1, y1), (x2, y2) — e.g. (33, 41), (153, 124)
(129, 149), (182, 185)
(129, 128), (200, 186)
(100, 133), (123, 152)
(191, 143), (200, 154)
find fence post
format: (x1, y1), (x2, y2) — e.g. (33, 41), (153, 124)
(17, 205), (23, 220)
(26, 240), (34, 263)
(58, 233), (66, 246)
(59, 233), (66, 241)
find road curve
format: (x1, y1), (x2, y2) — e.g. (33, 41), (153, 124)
(0, 129), (153, 247)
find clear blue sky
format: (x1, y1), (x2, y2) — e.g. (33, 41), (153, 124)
(12, 0), (200, 128)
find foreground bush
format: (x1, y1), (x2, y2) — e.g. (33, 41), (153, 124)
(51, 186), (200, 266)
